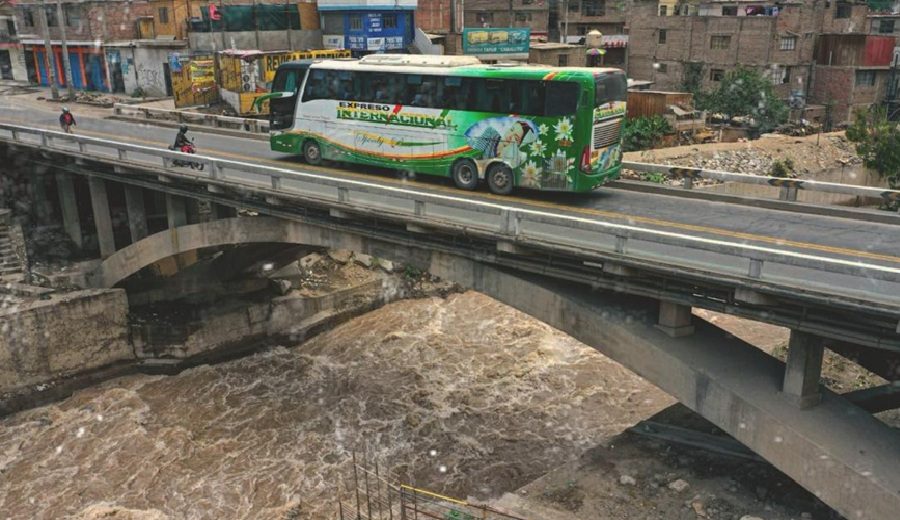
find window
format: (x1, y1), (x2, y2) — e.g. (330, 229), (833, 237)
(657, 63), (668, 74)
(383, 14), (397, 29)
(710, 68), (725, 81)
(44, 6), (58, 27)
(779, 36), (797, 51)
(880, 19), (895, 34)
(710, 35), (731, 49)
(476, 12), (493, 26)
(64, 4), (81, 26)
(721, 5), (738, 16)
(6, 19), (16, 36)
(349, 15), (363, 31)
(595, 73), (627, 105)
(658, 29), (667, 44)
(835, 3), (851, 19)
(523, 0), (534, 4)
(302, 68), (583, 117)
(515, 13), (533, 22)
(21, 8), (34, 28)
(158, 7), (169, 25)
(659, 5), (668, 16)
(582, 0), (606, 17)
(771, 66), (790, 84)
(569, 1), (581, 12)
(855, 70), (876, 87)
(558, 54), (569, 66)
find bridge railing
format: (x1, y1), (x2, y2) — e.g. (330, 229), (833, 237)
(2, 123), (899, 309)
(112, 103), (270, 134)
(623, 160), (900, 209)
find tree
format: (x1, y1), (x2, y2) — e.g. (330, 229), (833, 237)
(697, 67), (788, 133)
(846, 106), (900, 199)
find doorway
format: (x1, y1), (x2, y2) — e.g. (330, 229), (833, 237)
(162, 62), (173, 96)
(0, 50), (12, 80)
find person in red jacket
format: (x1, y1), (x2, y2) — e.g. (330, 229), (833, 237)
(59, 107), (76, 133)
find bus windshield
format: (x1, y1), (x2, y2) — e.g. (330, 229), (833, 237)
(271, 68), (302, 94)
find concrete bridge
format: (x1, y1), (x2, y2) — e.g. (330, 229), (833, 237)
(2, 123), (900, 519)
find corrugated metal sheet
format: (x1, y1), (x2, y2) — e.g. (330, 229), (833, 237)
(626, 91), (693, 119)
(864, 35), (896, 66)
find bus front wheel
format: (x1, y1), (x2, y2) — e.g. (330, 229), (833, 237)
(303, 140), (323, 166)
(487, 163), (514, 195)
(451, 159), (479, 190)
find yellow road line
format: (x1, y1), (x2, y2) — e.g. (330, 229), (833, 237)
(11, 117), (900, 265)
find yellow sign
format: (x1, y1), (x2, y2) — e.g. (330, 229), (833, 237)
(260, 49), (350, 83)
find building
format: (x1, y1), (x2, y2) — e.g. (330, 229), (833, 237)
(416, 0), (453, 33)
(0, 0), (26, 81)
(464, 0), (550, 41)
(627, 0), (896, 123)
(529, 42), (586, 66)
(811, 33), (897, 122)
(188, 0), (322, 52)
(318, 0), (416, 56)
(558, 0), (628, 66)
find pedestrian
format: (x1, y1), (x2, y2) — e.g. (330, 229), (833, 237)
(59, 107), (76, 133)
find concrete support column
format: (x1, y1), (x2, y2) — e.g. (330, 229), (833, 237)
(656, 300), (695, 338)
(782, 330), (825, 408)
(166, 195), (188, 229)
(31, 174), (55, 224)
(87, 177), (116, 259)
(55, 173), (83, 248)
(123, 186), (148, 243)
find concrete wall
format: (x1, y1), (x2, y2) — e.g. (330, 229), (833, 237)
(0, 289), (131, 394)
(189, 30), (323, 52)
(127, 46), (177, 97)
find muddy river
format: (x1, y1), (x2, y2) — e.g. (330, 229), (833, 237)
(0, 292), (670, 519)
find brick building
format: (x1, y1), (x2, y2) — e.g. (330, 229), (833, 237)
(464, 0), (551, 40)
(0, 0), (26, 81)
(627, 0), (896, 123)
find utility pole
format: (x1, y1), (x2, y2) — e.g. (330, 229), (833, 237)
(508, 0), (513, 27)
(252, 0), (260, 49)
(55, 0), (75, 98)
(38, 0), (59, 99)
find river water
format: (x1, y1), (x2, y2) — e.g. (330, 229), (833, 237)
(0, 292), (670, 519)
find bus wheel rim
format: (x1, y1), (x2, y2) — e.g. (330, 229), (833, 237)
(459, 164), (475, 184)
(493, 168), (510, 187)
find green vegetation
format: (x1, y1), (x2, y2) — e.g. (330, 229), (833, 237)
(846, 106), (900, 208)
(696, 67), (788, 133)
(769, 158), (796, 178)
(621, 115), (673, 152)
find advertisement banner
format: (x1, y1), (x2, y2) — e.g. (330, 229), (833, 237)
(462, 28), (530, 55)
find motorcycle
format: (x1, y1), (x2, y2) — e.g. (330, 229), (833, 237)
(168, 139), (204, 170)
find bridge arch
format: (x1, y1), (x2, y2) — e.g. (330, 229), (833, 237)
(85, 217), (900, 518)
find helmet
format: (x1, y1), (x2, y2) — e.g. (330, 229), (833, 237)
(61, 107), (69, 113)
(180, 125), (188, 133)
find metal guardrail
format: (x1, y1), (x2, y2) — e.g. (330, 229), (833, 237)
(623, 160), (900, 209)
(112, 103), (269, 134)
(2, 123), (899, 309)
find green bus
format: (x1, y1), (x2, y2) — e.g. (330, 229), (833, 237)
(268, 54), (626, 194)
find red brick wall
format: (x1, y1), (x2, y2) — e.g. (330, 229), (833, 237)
(416, 0), (452, 33)
(810, 67), (854, 122)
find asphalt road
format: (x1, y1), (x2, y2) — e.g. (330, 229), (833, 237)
(2, 102), (899, 273)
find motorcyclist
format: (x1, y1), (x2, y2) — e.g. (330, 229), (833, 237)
(59, 107), (76, 133)
(173, 125), (191, 150)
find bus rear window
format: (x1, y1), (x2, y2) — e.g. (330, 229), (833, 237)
(595, 73), (627, 106)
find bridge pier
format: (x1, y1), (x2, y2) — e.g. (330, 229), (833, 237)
(782, 330), (825, 408)
(124, 186), (148, 243)
(87, 177), (115, 258)
(55, 173), (83, 248)
(656, 300), (695, 337)
(166, 195), (188, 228)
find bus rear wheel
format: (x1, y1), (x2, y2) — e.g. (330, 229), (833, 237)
(303, 139), (323, 166)
(487, 163), (514, 195)
(451, 159), (479, 190)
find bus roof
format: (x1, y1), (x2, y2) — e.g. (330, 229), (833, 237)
(308, 55), (623, 80)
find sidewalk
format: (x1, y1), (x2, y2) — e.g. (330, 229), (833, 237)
(0, 85), (175, 118)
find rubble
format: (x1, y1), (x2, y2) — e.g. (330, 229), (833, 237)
(668, 478), (691, 492)
(619, 475), (637, 486)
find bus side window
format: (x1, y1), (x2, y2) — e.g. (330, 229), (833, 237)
(544, 82), (579, 116)
(302, 69), (326, 101)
